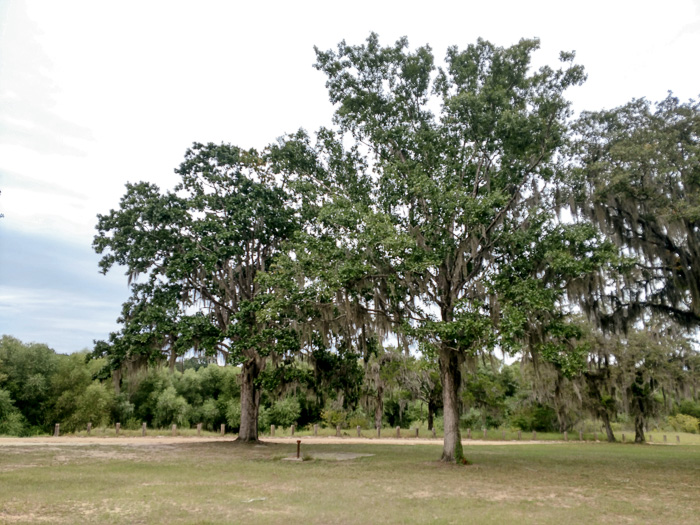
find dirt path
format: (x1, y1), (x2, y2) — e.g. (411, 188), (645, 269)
(0, 435), (556, 447)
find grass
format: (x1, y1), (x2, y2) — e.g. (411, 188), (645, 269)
(0, 439), (698, 524)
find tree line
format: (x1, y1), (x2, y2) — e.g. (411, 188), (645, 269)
(4, 35), (699, 463)
(1, 332), (698, 439)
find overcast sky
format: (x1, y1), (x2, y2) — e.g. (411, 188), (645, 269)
(1, 0), (699, 353)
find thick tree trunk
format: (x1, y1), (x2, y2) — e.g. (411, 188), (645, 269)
(439, 347), (465, 463)
(374, 385), (384, 430)
(237, 357), (262, 442)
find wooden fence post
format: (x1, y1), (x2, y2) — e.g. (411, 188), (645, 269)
(54, 423), (60, 437)
(87, 422), (92, 436)
(663, 434), (667, 443)
(501, 429), (506, 440)
(357, 425), (361, 437)
(533, 430), (537, 440)
(116, 422), (120, 436)
(197, 423), (202, 436)
(579, 430), (583, 441)
(220, 423), (225, 436)
(313, 424), (318, 437)
(467, 428), (471, 439)
(142, 422), (147, 437)
(431, 427), (436, 438)
(396, 426), (401, 438)
(415, 427), (419, 438)
(172, 424), (177, 436)
(291, 424), (295, 437)
(676, 435), (680, 444)
(270, 424), (275, 437)
(377, 425), (381, 438)
(336, 425), (341, 437)
(622, 433), (626, 442)
(648, 433), (652, 443)
(564, 431), (568, 442)
(483, 428), (487, 440)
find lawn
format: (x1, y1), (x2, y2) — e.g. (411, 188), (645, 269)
(0, 439), (698, 524)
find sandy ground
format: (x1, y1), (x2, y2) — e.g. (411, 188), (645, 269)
(0, 435), (556, 447)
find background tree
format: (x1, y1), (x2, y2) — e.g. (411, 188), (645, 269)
(94, 143), (299, 442)
(570, 95), (700, 329)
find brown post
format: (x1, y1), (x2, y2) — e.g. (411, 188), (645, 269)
(564, 431), (568, 442)
(336, 425), (341, 437)
(396, 426), (400, 438)
(313, 424), (318, 437)
(415, 427), (419, 438)
(483, 428), (487, 440)
(116, 422), (120, 436)
(142, 422), (147, 437)
(622, 433), (626, 442)
(54, 423), (60, 437)
(87, 422), (92, 436)
(357, 425), (361, 437)
(579, 430), (583, 441)
(172, 424), (177, 436)
(270, 424), (275, 437)
(517, 430), (521, 441)
(533, 430), (537, 440)
(220, 423), (225, 436)
(467, 428), (471, 439)
(377, 425), (381, 438)
(197, 423), (202, 436)
(676, 435), (680, 444)
(296, 439), (301, 459)
(664, 434), (667, 443)
(290, 424), (295, 437)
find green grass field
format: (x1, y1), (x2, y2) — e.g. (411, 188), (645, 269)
(1, 439), (698, 524)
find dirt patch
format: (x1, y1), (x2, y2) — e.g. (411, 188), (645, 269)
(0, 435), (563, 448)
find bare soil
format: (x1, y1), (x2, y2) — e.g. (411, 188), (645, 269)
(0, 435), (553, 447)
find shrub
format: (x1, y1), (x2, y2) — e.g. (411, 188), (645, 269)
(677, 400), (700, 419)
(154, 387), (191, 428)
(72, 382), (115, 430)
(267, 398), (301, 428)
(225, 399), (241, 431)
(667, 414), (699, 434)
(320, 408), (346, 428)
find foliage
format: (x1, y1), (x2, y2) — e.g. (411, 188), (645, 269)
(667, 413), (699, 434)
(570, 95), (700, 329)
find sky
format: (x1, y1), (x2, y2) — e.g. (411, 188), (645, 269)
(1, 0), (699, 353)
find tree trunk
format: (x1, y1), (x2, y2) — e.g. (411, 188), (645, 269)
(374, 385), (384, 430)
(600, 411), (616, 442)
(439, 347), (465, 463)
(427, 400), (436, 431)
(237, 357), (262, 442)
(634, 412), (645, 443)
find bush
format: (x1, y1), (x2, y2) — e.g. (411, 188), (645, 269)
(346, 409), (371, 429)
(225, 399), (241, 431)
(72, 382), (115, 430)
(509, 404), (558, 432)
(677, 400), (700, 419)
(154, 387), (191, 428)
(667, 414), (699, 434)
(320, 408), (346, 428)
(0, 389), (26, 436)
(267, 398), (301, 428)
